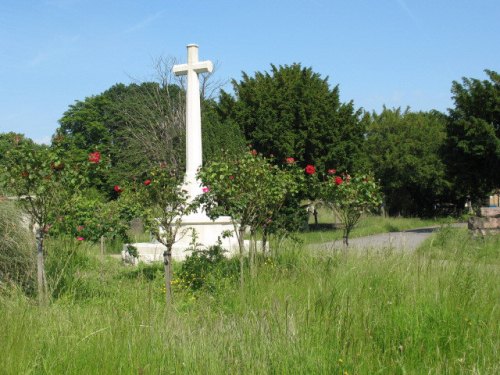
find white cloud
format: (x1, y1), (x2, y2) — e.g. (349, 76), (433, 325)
(125, 11), (165, 34)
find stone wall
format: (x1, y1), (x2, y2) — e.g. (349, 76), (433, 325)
(468, 207), (500, 235)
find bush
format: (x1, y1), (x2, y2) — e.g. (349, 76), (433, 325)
(0, 202), (35, 295)
(176, 243), (239, 293)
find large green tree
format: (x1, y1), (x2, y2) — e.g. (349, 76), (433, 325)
(445, 70), (500, 207)
(366, 108), (449, 216)
(218, 63), (368, 173)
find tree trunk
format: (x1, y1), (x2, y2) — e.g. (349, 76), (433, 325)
(163, 248), (172, 304)
(313, 207), (319, 228)
(261, 230), (268, 255)
(343, 228), (350, 247)
(36, 228), (48, 305)
(238, 227), (245, 288)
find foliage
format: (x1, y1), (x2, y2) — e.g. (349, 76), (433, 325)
(201, 99), (246, 161)
(51, 190), (140, 243)
(176, 242), (239, 293)
(366, 107), (449, 216)
(198, 151), (302, 244)
(321, 173), (382, 245)
(218, 63), (369, 173)
(445, 69), (500, 207)
(198, 151), (303, 282)
(0, 201), (35, 295)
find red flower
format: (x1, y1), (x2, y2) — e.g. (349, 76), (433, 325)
(327, 169), (336, 175)
(144, 179), (151, 186)
(88, 151), (101, 164)
(305, 165), (316, 175)
(250, 149), (258, 156)
(286, 157), (295, 164)
(114, 185), (122, 193)
(335, 176), (343, 185)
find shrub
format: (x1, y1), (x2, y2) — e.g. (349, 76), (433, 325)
(176, 242), (239, 293)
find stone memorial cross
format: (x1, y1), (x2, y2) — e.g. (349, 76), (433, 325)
(172, 44), (213, 199)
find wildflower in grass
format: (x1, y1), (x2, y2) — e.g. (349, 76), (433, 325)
(202, 186), (210, 193)
(286, 157), (295, 164)
(88, 151), (101, 164)
(77, 236), (84, 241)
(305, 164), (316, 175)
(328, 168), (336, 175)
(114, 185), (122, 193)
(335, 176), (343, 185)
(144, 179), (151, 186)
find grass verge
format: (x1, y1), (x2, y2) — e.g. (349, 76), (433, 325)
(1, 232), (498, 374)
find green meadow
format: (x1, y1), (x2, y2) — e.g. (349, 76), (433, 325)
(1, 224), (499, 374)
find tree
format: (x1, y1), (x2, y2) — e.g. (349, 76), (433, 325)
(218, 63), (369, 173)
(366, 108), (449, 216)
(445, 70), (500, 208)
(55, 59), (243, 193)
(130, 165), (198, 304)
(1, 141), (92, 304)
(198, 151), (301, 283)
(321, 173), (382, 246)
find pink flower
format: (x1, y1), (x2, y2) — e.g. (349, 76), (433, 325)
(335, 176), (343, 185)
(286, 157), (295, 164)
(202, 186), (210, 193)
(88, 151), (101, 164)
(144, 179), (151, 186)
(77, 237), (84, 241)
(327, 169), (336, 175)
(250, 149), (258, 156)
(305, 165), (316, 175)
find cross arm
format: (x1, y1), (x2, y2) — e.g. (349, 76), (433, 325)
(172, 61), (213, 76)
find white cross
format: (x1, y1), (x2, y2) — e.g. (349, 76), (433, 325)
(173, 44), (213, 198)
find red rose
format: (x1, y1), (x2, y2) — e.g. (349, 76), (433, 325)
(286, 157), (295, 164)
(144, 179), (151, 186)
(327, 169), (336, 175)
(305, 165), (316, 175)
(88, 151), (101, 164)
(335, 176), (343, 185)
(114, 185), (122, 193)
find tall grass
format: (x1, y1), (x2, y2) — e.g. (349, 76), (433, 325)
(1, 231), (498, 374)
(0, 201), (35, 295)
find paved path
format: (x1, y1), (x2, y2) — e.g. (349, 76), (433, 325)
(310, 223), (466, 252)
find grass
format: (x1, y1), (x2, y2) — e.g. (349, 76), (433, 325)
(1, 230), (499, 374)
(418, 226), (500, 265)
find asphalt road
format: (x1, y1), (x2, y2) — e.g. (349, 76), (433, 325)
(310, 224), (466, 252)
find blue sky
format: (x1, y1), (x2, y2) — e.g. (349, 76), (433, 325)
(1, 0), (499, 144)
